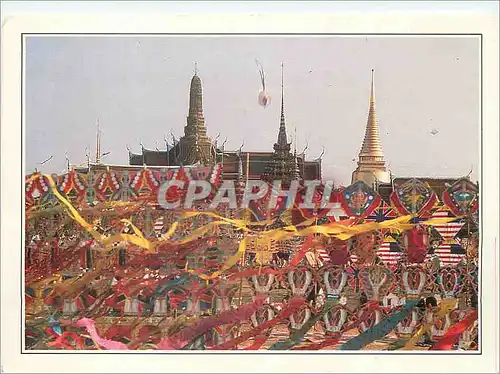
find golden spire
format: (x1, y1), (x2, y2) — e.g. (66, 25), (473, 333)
(358, 69), (385, 162)
(351, 69), (390, 185)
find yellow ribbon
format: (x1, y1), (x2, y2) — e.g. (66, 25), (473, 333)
(400, 298), (457, 350)
(190, 237), (248, 280)
(419, 217), (463, 226)
(40, 174), (462, 281)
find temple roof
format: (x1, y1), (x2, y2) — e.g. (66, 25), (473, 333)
(129, 146), (171, 166)
(220, 150), (321, 180)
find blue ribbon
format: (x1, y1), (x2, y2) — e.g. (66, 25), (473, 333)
(337, 300), (419, 351)
(48, 316), (62, 335)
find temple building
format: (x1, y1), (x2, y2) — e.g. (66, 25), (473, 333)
(73, 65), (476, 206)
(351, 69), (391, 187)
(126, 65), (322, 182)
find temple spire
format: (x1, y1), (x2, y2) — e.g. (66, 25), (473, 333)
(95, 119), (101, 164)
(178, 66), (215, 165)
(359, 69), (384, 161)
(351, 69), (390, 185)
(276, 63), (288, 148)
(185, 67), (206, 136)
(265, 63), (297, 184)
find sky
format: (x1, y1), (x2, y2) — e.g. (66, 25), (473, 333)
(25, 36), (480, 185)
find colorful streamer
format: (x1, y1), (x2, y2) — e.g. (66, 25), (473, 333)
(429, 310), (478, 350)
(337, 300), (419, 350)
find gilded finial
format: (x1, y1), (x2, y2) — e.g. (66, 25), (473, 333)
(370, 69), (375, 104)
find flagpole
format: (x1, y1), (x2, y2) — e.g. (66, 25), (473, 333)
(236, 151), (251, 321)
(221, 142), (224, 169)
(246, 152), (250, 182)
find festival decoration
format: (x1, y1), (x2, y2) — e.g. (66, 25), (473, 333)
(24, 170), (478, 351)
(322, 306), (349, 334)
(401, 265), (427, 299)
(359, 264), (392, 302)
(322, 237), (350, 265)
(319, 265), (349, 302)
(340, 181), (381, 218)
(350, 230), (384, 264)
(395, 306), (422, 339)
(438, 266), (462, 299)
(390, 178), (438, 216)
(401, 225), (430, 263)
(286, 266), (314, 297)
(442, 178), (479, 217)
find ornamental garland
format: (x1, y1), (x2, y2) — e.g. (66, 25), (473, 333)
(24, 168), (479, 351)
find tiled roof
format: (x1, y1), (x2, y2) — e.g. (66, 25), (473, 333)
(128, 146), (321, 180)
(303, 161), (321, 180)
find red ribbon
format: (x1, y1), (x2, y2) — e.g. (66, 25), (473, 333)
(47, 331), (84, 350)
(243, 335), (268, 350)
(158, 295), (268, 349)
(429, 310), (478, 350)
(208, 297), (306, 350)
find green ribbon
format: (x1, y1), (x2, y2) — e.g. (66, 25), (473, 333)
(337, 300), (419, 351)
(269, 300), (337, 350)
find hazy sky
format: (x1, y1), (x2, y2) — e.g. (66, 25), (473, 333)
(26, 36), (480, 185)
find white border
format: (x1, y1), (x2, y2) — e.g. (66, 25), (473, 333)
(2, 9), (499, 374)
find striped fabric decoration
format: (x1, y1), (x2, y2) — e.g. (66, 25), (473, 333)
(316, 249), (330, 263)
(376, 241), (403, 265)
(366, 202), (402, 265)
(154, 216), (164, 233)
(427, 244), (466, 265)
(427, 209), (466, 266)
(431, 210), (464, 242)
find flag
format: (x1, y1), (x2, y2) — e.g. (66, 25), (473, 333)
(376, 241), (403, 265)
(367, 201), (398, 222)
(431, 210), (464, 242)
(154, 216), (165, 233)
(316, 248), (330, 263)
(427, 244), (466, 265)
(426, 209), (466, 266)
